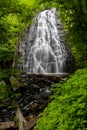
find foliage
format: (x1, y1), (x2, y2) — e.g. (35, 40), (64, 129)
(0, 81), (9, 102)
(0, 81), (14, 106)
(0, 0), (42, 109)
(0, 0), (41, 82)
(36, 68), (87, 130)
(0, 0), (87, 126)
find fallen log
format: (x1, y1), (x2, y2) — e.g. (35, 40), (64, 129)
(16, 107), (28, 130)
(0, 121), (15, 129)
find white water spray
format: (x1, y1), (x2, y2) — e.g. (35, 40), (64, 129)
(18, 8), (67, 74)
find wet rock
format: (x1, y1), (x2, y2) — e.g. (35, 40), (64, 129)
(40, 92), (50, 100)
(39, 98), (51, 110)
(10, 76), (26, 91)
(0, 72), (68, 126)
(29, 102), (39, 111)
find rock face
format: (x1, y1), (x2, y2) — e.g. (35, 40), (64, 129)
(0, 71), (69, 130)
(0, 73), (66, 122)
(17, 8), (73, 74)
(0, 74), (60, 122)
(14, 74), (58, 116)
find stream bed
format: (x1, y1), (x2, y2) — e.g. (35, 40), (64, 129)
(0, 73), (65, 129)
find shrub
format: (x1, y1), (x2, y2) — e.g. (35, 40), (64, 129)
(36, 68), (87, 130)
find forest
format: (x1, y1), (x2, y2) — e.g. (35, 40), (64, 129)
(0, 0), (87, 129)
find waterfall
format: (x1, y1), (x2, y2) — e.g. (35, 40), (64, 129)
(18, 8), (68, 74)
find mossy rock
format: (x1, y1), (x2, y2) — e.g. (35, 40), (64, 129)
(10, 76), (25, 91)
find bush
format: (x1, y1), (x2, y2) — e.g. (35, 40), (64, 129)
(36, 68), (87, 130)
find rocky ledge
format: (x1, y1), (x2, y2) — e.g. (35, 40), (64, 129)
(0, 73), (68, 130)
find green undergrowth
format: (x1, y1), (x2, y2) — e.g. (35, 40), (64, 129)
(36, 68), (87, 130)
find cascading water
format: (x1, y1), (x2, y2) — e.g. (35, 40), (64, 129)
(18, 8), (68, 74)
